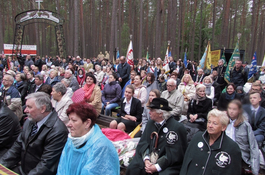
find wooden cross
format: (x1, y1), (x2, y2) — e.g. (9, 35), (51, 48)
(35, 0), (43, 10)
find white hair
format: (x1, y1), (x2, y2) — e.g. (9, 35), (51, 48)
(154, 109), (171, 120)
(167, 78), (177, 85)
(89, 69), (95, 73)
(26, 92), (53, 112)
(65, 70), (73, 75)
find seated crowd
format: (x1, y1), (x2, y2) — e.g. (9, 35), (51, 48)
(0, 54), (265, 174)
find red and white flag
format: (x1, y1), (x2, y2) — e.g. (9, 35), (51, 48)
(126, 40), (134, 68)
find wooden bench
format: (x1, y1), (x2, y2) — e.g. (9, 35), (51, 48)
(96, 114), (116, 127)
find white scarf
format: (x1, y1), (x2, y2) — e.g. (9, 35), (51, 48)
(68, 126), (95, 148)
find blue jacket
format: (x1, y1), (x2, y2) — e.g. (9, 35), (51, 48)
(57, 124), (120, 175)
(45, 76), (60, 87)
(0, 85), (21, 99)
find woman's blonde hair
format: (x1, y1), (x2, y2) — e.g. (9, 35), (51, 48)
(203, 76), (213, 84)
(181, 74), (194, 85)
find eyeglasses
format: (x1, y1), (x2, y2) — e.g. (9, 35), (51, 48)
(167, 85), (175, 87)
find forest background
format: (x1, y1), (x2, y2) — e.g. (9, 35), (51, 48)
(0, 0), (265, 64)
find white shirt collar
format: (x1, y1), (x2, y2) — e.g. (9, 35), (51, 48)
(251, 105), (259, 111)
(36, 112), (52, 131)
(123, 97), (133, 104)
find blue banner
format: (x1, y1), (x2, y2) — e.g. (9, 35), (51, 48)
(184, 52), (187, 68)
(248, 52), (257, 82)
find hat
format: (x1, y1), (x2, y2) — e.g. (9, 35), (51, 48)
(147, 98), (172, 111)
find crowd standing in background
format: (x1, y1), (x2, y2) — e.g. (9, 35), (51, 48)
(0, 53), (264, 174)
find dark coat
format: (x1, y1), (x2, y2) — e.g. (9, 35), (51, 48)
(217, 92), (241, 111)
(213, 66), (227, 86)
(169, 61), (176, 74)
(212, 81), (222, 101)
(101, 81), (121, 104)
(15, 81), (28, 104)
(120, 97), (142, 123)
(29, 83), (44, 94)
(34, 59), (45, 71)
(192, 74), (205, 83)
(0, 110), (68, 175)
(126, 117), (187, 175)
(243, 105), (265, 137)
(230, 66), (248, 87)
(0, 104), (21, 157)
(187, 97), (212, 130)
(180, 131), (242, 175)
(117, 62), (131, 88)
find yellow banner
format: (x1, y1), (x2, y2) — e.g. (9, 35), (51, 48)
(211, 50), (221, 67)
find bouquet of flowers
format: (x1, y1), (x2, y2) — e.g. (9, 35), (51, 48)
(112, 138), (140, 167)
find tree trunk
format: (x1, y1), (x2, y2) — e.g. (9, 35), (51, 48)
(231, 0), (238, 47)
(170, 0), (177, 58)
(212, 0), (216, 50)
(155, 0), (162, 58)
(180, 0), (186, 59)
(68, 0), (74, 56)
(198, 0), (203, 60)
(0, 2), (4, 52)
(144, 0), (149, 56)
(176, 0), (182, 60)
(221, 0), (230, 48)
(138, 0), (143, 59)
(73, 0), (79, 56)
(80, 0), (85, 58)
(109, 0), (118, 61)
(190, 0), (198, 61)
(250, 0), (260, 60)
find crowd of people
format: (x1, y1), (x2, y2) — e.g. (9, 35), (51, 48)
(0, 53), (264, 174)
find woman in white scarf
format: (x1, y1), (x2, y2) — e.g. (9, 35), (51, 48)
(202, 76), (215, 101)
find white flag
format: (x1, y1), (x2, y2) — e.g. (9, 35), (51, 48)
(163, 46), (170, 73)
(126, 40), (134, 67)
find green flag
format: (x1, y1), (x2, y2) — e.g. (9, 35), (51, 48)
(221, 50), (227, 67)
(224, 41), (240, 83)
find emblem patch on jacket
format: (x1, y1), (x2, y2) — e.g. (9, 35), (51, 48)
(215, 151), (231, 168)
(166, 131), (178, 144)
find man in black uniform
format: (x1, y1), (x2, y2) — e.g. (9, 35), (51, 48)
(126, 98), (187, 175)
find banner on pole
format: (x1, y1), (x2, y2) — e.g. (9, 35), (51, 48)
(4, 44), (37, 55)
(211, 50), (221, 67)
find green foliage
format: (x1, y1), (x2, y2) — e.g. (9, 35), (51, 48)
(121, 23), (130, 55)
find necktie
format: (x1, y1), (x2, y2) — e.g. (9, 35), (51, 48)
(156, 123), (162, 129)
(251, 110), (256, 128)
(31, 123), (38, 136)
